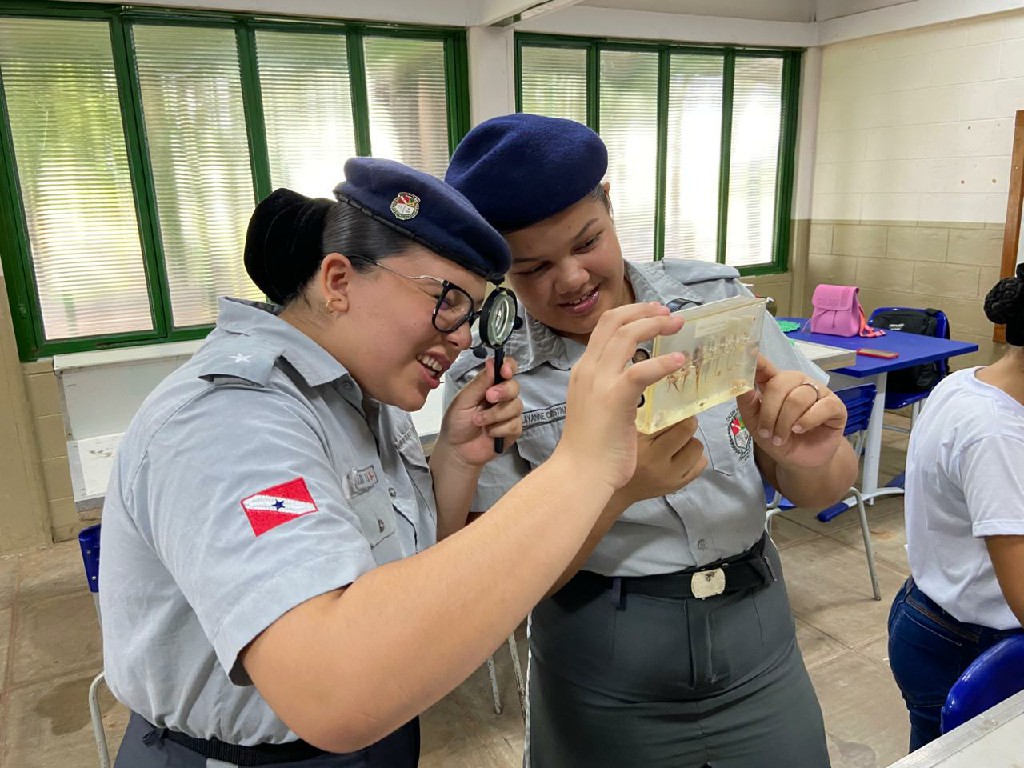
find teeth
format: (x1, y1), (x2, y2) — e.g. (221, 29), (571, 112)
(568, 289), (595, 306)
(417, 355), (443, 374)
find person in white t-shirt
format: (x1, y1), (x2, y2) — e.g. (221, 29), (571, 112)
(888, 264), (1024, 751)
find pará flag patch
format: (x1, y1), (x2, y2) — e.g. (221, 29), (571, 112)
(241, 477), (318, 536)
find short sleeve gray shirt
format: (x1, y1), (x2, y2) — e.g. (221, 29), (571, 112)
(445, 260), (824, 577)
(99, 298), (437, 744)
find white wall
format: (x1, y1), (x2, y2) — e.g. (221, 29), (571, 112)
(813, 10), (1024, 224)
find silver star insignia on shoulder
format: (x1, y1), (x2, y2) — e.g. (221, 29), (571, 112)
(230, 353), (252, 363)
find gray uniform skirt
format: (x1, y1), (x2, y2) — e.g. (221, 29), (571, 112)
(528, 539), (829, 768)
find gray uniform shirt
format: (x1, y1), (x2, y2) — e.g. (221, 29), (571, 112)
(446, 259), (824, 577)
(99, 298), (437, 744)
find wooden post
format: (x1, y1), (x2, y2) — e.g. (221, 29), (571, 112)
(996, 110), (1024, 344)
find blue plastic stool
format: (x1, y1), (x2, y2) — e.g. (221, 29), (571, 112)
(78, 524), (101, 618)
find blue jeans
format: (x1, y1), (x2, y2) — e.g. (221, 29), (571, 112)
(887, 577), (1021, 751)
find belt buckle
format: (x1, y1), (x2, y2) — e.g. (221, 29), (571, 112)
(691, 567), (726, 599)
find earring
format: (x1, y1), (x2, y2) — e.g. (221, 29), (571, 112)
(325, 297), (339, 313)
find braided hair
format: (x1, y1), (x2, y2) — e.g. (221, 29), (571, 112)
(984, 263), (1024, 346)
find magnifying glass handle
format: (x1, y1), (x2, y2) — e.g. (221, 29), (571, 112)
(493, 347), (505, 455)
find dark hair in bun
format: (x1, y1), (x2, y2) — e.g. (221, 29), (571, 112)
(244, 188), (412, 305)
(984, 263), (1024, 345)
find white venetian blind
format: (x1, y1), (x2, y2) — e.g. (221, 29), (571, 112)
(664, 54), (723, 264)
(363, 36), (449, 178)
(133, 24), (260, 328)
(726, 57), (784, 268)
(0, 17), (152, 340)
(599, 49), (658, 261)
(255, 30), (357, 198)
(519, 46), (587, 124)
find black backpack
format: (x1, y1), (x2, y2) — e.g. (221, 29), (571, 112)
(868, 308), (949, 393)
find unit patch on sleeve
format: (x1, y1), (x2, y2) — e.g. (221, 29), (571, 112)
(240, 477), (319, 536)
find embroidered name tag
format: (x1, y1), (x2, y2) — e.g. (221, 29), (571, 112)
(345, 465), (379, 498)
(522, 403), (566, 430)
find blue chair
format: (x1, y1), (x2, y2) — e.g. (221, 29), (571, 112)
(765, 383), (881, 600)
(78, 524), (111, 768)
(941, 634), (1024, 734)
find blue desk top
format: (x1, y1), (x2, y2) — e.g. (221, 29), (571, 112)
(779, 318), (979, 378)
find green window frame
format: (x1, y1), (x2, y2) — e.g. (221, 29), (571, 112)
(0, 1), (470, 361)
(515, 34), (801, 276)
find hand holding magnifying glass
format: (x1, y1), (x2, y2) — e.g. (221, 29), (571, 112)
(476, 287), (522, 454)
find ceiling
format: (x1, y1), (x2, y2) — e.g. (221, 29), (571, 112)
(579, 0), (916, 23)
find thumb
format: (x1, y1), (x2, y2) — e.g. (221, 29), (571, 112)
(736, 386), (761, 426)
(452, 358), (496, 408)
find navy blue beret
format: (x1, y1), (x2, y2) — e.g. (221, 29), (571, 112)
(445, 113), (608, 232)
(334, 157), (510, 283)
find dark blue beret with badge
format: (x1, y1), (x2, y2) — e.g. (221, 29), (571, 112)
(334, 157), (510, 283)
(445, 113), (608, 233)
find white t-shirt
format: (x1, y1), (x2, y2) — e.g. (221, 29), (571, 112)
(906, 367), (1024, 630)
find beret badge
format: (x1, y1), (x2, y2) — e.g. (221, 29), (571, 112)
(390, 191), (420, 221)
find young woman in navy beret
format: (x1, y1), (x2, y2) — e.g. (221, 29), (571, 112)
(99, 156), (690, 767)
(446, 114), (859, 768)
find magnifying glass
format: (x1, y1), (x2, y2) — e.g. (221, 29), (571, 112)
(477, 286), (521, 454)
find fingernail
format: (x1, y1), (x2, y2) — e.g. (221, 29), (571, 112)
(758, 429), (770, 439)
(792, 424), (805, 434)
(772, 436), (783, 446)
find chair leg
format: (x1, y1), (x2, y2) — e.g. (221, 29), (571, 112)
(911, 400), (922, 428)
(851, 487), (881, 601)
(507, 633), (527, 722)
(486, 655), (502, 715)
(89, 671), (111, 768)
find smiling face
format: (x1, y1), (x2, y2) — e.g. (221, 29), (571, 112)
(288, 245), (487, 411)
(503, 187), (633, 344)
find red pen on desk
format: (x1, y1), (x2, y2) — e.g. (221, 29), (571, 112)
(856, 348), (899, 359)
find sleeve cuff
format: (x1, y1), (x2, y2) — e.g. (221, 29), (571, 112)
(973, 521), (1024, 539)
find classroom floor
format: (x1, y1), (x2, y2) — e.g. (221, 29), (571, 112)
(0, 417), (916, 768)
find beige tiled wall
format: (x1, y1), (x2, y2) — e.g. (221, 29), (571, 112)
(0, 274), (50, 555)
(802, 219), (1006, 368)
(21, 360), (82, 543)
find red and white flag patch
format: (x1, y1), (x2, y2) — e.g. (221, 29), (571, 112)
(240, 477), (318, 537)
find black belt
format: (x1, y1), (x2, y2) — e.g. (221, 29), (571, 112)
(141, 718), (327, 766)
(570, 532), (776, 602)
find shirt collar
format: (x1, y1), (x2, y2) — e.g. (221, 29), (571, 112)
(215, 297), (351, 388)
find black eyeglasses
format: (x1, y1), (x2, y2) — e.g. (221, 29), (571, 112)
(361, 259), (480, 334)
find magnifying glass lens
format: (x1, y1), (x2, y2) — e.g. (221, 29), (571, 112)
(484, 290), (517, 346)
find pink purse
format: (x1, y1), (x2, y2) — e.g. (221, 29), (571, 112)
(810, 284), (884, 338)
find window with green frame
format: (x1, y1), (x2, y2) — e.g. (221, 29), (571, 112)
(517, 36), (800, 275)
(0, 3), (469, 360)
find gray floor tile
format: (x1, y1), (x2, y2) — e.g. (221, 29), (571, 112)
(830, 504), (910, 574)
(811, 650), (910, 768)
(769, 513), (821, 550)
(17, 541), (89, 607)
(9, 592), (102, 689)
(1, 670), (128, 768)
(797, 617), (848, 668)
(856, 635), (894, 671)
(0, 554), (17, 612)
(782, 537), (907, 648)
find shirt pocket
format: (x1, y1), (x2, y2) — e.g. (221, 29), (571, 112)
(348, 485), (397, 549)
(515, 421), (562, 470)
(696, 401), (752, 478)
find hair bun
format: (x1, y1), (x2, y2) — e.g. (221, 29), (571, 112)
(244, 189), (332, 305)
(984, 273), (1024, 325)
